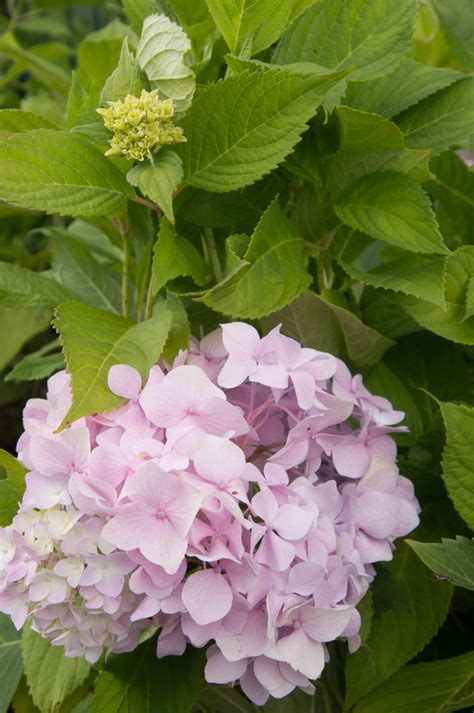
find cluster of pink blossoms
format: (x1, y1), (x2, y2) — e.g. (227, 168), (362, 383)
(0, 323), (420, 705)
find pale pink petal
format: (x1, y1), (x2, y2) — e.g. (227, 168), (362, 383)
(272, 505), (313, 541)
(138, 520), (188, 574)
(253, 656), (295, 698)
(269, 629), (325, 679)
(182, 570), (232, 625)
(256, 531), (295, 571)
(194, 436), (246, 485)
(287, 562), (324, 595)
(300, 606), (353, 642)
(216, 610), (269, 661)
(333, 442), (371, 479)
(218, 358), (256, 388)
(205, 646), (248, 684)
(250, 364), (288, 389)
(101, 503), (149, 550)
(220, 322), (260, 360)
(107, 365), (142, 401)
(197, 398), (249, 437)
(90, 444), (129, 487)
(290, 369), (315, 409)
(240, 668), (270, 706)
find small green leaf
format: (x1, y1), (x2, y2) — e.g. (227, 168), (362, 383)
(335, 172), (449, 255)
(0, 262), (73, 308)
(0, 109), (56, 137)
(432, 0), (474, 71)
(100, 39), (148, 105)
(178, 66), (350, 192)
(427, 151), (474, 247)
(353, 651), (474, 713)
(348, 59), (463, 118)
(53, 301), (172, 428)
(345, 543), (452, 708)
(157, 293), (191, 364)
(274, 0), (419, 80)
(0, 33), (70, 96)
(22, 624), (91, 713)
(205, 0), (292, 54)
(122, 0), (155, 34)
(400, 246), (474, 344)
(198, 198), (311, 319)
(5, 342), (64, 383)
(90, 639), (204, 713)
(0, 449), (27, 526)
(151, 218), (209, 295)
(396, 77), (474, 156)
(408, 537), (474, 591)
(136, 14), (195, 111)
(128, 150), (183, 223)
(52, 235), (122, 314)
(0, 307), (50, 371)
(0, 130), (134, 217)
(0, 614), (23, 713)
(439, 400), (474, 530)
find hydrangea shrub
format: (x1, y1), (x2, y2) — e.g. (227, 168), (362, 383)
(0, 0), (472, 712)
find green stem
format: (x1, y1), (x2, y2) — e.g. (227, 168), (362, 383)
(319, 682), (335, 713)
(144, 277), (155, 320)
(113, 219), (131, 319)
(204, 228), (223, 282)
(132, 195), (162, 213)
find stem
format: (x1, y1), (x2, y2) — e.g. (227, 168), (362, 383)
(203, 228), (223, 282)
(132, 195), (162, 213)
(112, 218), (131, 319)
(144, 278), (155, 320)
(319, 683), (335, 713)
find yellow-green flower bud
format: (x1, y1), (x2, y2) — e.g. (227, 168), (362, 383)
(97, 89), (185, 162)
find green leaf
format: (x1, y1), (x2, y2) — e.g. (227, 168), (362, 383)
(198, 198), (311, 318)
(0, 262), (73, 308)
(326, 107), (432, 196)
(128, 150), (183, 223)
(353, 651), (474, 713)
(151, 218), (209, 295)
(199, 686), (255, 713)
(344, 543), (452, 708)
(348, 59), (463, 118)
(156, 293), (191, 364)
(0, 307), (50, 371)
(5, 342), (64, 383)
(400, 246), (474, 344)
(335, 172), (449, 255)
(262, 289), (394, 367)
(178, 66), (350, 192)
(205, 0), (292, 54)
(90, 639), (204, 713)
(364, 362), (424, 444)
(76, 21), (132, 91)
(53, 301), (172, 428)
(439, 400), (474, 530)
(396, 77), (474, 156)
(0, 130), (133, 218)
(427, 151), (474, 248)
(0, 33), (70, 96)
(136, 13), (195, 111)
(0, 109), (56, 137)
(407, 537), (474, 591)
(274, 0), (418, 81)
(123, 0), (156, 34)
(52, 235), (122, 314)
(432, 0), (474, 71)
(22, 624), (91, 713)
(0, 614), (23, 713)
(100, 39), (148, 105)
(0, 448), (27, 527)
(339, 251), (447, 309)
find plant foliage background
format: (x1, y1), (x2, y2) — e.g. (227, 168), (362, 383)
(0, 0), (473, 711)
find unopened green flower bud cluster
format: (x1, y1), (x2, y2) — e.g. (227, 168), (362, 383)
(97, 89), (185, 162)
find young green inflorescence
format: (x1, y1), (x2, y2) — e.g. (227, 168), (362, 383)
(97, 89), (185, 161)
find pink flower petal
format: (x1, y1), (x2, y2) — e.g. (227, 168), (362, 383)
(107, 365), (142, 401)
(182, 570), (233, 625)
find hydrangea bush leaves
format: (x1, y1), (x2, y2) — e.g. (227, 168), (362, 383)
(0, 0), (472, 712)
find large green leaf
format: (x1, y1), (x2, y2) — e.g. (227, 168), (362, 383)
(439, 401), (474, 530)
(400, 247), (474, 344)
(0, 614), (23, 713)
(198, 198), (311, 318)
(262, 289), (394, 367)
(0, 130), (133, 217)
(178, 66), (349, 192)
(335, 172), (449, 255)
(151, 218), (209, 295)
(427, 151), (474, 247)
(408, 537), (474, 591)
(53, 301), (172, 428)
(0, 449), (27, 527)
(205, 0), (292, 54)
(0, 306), (50, 371)
(22, 624), (90, 713)
(136, 13), (195, 111)
(128, 150), (184, 223)
(90, 639), (204, 713)
(326, 107), (432, 196)
(274, 0), (418, 80)
(432, 0), (474, 70)
(0, 262), (73, 308)
(348, 59), (463, 118)
(354, 651), (474, 713)
(0, 109), (56, 137)
(52, 235), (122, 314)
(396, 78), (474, 156)
(344, 543), (452, 708)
